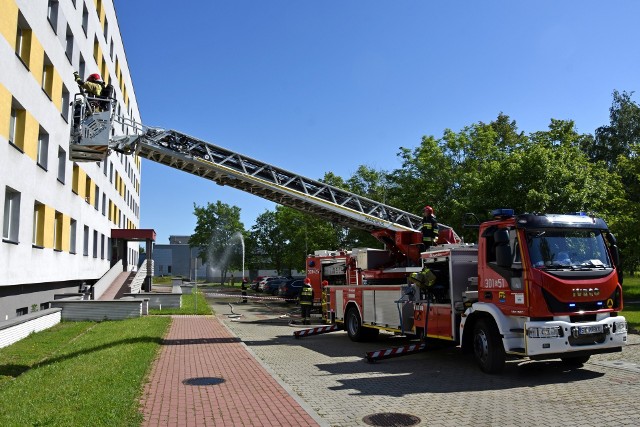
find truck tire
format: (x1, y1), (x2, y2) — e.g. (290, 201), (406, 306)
(346, 307), (366, 342)
(345, 307), (379, 342)
(472, 318), (505, 374)
(561, 355), (590, 367)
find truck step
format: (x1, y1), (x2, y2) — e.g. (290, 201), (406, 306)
(293, 324), (340, 339)
(365, 342), (427, 363)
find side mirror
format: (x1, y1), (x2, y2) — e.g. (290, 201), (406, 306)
(606, 232), (622, 284)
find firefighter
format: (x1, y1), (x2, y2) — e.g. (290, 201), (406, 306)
(408, 268), (436, 297)
(241, 277), (248, 303)
(300, 278), (314, 325)
(74, 72), (104, 97)
(421, 205), (438, 251)
(321, 280), (329, 317)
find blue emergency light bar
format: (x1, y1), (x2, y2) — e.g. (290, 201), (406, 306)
(491, 208), (514, 218)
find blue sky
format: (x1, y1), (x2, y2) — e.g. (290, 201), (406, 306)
(113, 1), (639, 244)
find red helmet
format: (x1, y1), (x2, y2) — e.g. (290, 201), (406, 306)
(87, 73), (103, 82)
(424, 205), (434, 215)
(304, 278), (311, 284)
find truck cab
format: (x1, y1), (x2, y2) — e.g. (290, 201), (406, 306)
(464, 209), (627, 373)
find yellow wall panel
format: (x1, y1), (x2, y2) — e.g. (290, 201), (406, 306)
(0, 84), (11, 139)
(88, 178), (95, 205)
(23, 111), (38, 161)
(29, 36), (44, 86)
(78, 169), (87, 199)
(61, 215), (71, 252)
(42, 205), (55, 249)
(52, 68), (62, 111)
(0, 0), (18, 51)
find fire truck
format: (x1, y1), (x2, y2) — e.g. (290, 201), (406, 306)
(69, 93), (627, 373)
(307, 209), (627, 373)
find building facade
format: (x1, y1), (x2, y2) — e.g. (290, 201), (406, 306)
(0, 0), (141, 320)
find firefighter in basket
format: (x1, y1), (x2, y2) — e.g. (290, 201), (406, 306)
(300, 278), (314, 325)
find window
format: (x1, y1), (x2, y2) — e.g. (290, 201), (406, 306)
(93, 37), (99, 63)
(79, 55), (85, 80)
(54, 211), (63, 251)
(83, 225), (89, 256)
(3, 187), (21, 243)
(9, 107), (17, 146)
(42, 56), (54, 99)
(37, 128), (49, 170)
(15, 15), (31, 67)
(85, 175), (91, 204)
(61, 86), (70, 122)
(57, 147), (66, 183)
(93, 230), (98, 258)
(82, 4), (89, 36)
(102, 193), (106, 216)
(47, 1), (59, 33)
(94, 185), (99, 210)
(32, 201), (45, 247)
(70, 219), (77, 253)
(103, 18), (109, 43)
(16, 307), (28, 317)
(65, 25), (74, 63)
(109, 39), (114, 60)
(101, 233), (105, 259)
(103, 159), (107, 176)
(109, 162), (113, 183)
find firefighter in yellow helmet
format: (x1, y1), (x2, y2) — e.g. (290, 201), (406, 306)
(300, 278), (314, 325)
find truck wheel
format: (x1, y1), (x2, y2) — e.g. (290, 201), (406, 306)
(346, 307), (366, 342)
(472, 318), (505, 374)
(561, 355), (590, 367)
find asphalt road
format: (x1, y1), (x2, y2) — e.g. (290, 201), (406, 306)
(207, 293), (640, 427)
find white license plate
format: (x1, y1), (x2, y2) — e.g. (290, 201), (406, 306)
(578, 325), (603, 335)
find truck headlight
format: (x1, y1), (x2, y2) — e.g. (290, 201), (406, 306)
(613, 320), (627, 333)
(527, 326), (562, 338)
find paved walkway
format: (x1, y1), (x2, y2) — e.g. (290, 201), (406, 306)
(139, 315), (322, 427)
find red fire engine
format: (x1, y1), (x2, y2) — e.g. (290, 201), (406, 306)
(307, 209), (627, 373)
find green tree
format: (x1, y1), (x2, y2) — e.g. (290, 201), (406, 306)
(583, 90), (640, 272)
(190, 201), (244, 283)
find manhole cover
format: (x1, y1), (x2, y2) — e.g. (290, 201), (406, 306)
(182, 377), (225, 386)
(362, 412), (421, 427)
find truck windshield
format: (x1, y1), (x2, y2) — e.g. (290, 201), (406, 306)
(526, 229), (611, 269)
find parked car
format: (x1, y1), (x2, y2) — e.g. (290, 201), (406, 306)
(258, 276), (285, 292)
(251, 276), (266, 291)
(264, 277), (289, 295)
(278, 279), (305, 301)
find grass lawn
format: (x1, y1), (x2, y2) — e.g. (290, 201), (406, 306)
(148, 290), (213, 315)
(622, 275), (640, 333)
(0, 317), (170, 426)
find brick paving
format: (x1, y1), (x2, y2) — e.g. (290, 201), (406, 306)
(140, 315), (322, 426)
(210, 296), (640, 427)
(138, 293), (640, 427)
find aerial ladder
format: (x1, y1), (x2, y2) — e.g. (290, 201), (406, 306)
(69, 94), (459, 266)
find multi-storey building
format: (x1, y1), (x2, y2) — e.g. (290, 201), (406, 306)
(0, 0), (141, 320)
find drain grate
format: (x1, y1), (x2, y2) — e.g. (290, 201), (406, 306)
(362, 412), (421, 427)
(182, 377), (225, 386)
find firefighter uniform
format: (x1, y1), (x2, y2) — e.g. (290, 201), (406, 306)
(421, 206), (438, 251)
(300, 281), (314, 325)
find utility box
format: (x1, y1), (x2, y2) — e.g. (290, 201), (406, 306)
(353, 248), (391, 270)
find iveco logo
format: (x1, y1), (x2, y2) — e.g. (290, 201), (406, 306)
(572, 288), (600, 297)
